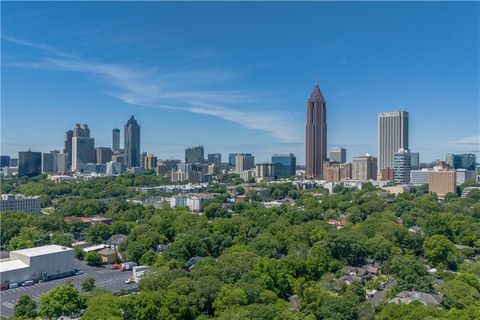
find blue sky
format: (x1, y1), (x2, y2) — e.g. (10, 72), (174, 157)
(1, 2), (479, 164)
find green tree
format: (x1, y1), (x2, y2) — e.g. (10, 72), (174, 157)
(38, 284), (85, 319)
(213, 284), (248, 313)
(423, 235), (460, 270)
(82, 277), (96, 291)
(85, 252), (102, 266)
(204, 202), (229, 220)
(14, 295), (37, 319)
(384, 255), (432, 292)
(442, 280), (480, 309)
(82, 294), (121, 320)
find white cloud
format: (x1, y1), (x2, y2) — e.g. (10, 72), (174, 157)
(2, 35), (303, 143)
(451, 135), (480, 145)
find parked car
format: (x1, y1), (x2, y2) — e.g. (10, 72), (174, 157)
(22, 280), (34, 286)
(9, 283), (19, 289)
(0, 284), (9, 291)
(74, 270), (84, 275)
(111, 264), (122, 270)
(125, 278), (134, 284)
(121, 262), (138, 271)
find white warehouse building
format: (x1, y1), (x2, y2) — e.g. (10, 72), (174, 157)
(0, 245), (75, 285)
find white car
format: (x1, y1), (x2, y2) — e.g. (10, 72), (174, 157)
(125, 279), (134, 284)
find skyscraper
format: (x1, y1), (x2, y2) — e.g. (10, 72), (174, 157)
(18, 150), (42, 177)
(393, 148), (411, 184)
(185, 146), (204, 164)
(0, 156), (10, 168)
(272, 153), (296, 178)
(235, 154), (255, 172)
(112, 128), (120, 151)
(72, 124), (95, 171)
(63, 129), (73, 171)
(410, 152), (420, 170)
(42, 153), (55, 173)
(207, 153), (222, 167)
(352, 154), (377, 181)
(445, 153), (476, 170)
(378, 111), (409, 173)
(306, 83), (327, 179)
(95, 147), (112, 164)
(124, 116), (141, 168)
(330, 147), (346, 163)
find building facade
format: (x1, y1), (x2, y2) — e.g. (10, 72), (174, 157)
(236, 154), (255, 172)
(410, 152), (420, 170)
(207, 153), (222, 167)
(144, 154), (158, 170)
(71, 124), (95, 171)
(0, 155), (11, 168)
(429, 171), (456, 198)
(124, 116), (141, 168)
(330, 147), (346, 164)
(410, 169), (431, 186)
(185, 146), (204, 164)
(446, 153), (476, 170)
(0, 194), (41, 214)
(352, 155), (377, 181)
(255, 163), (275, 178)
(378, 111), (409, 173)
(112, 128), (120, 151)
(393, 148), (411, 184)
(18, 151), (42, 177)
(272, 153), (296, 178)
(95, 147), (112, 164)
(63, 129), (73, 171)
(306, 83), (327, 179)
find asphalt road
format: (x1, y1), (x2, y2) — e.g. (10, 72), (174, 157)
(0, 260), (138, 318)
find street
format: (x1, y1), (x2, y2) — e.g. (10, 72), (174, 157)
(0, 260), (138, 318)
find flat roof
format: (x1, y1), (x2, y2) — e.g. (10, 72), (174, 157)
(0, 260), (29, 273)
(11, 245), (74, 257)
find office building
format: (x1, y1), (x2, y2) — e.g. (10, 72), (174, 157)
(0, 156), (11, 168)
(42, 153), (55, 173)
(95, 147), (112, 164)
(228, 153), (238, 167)
(272, 153), (296, 178)
(410, 152), (420, 170)
(236, 154), (255, 172)
(9, 158), (18, 167)
(18, 150), (42, 177)
(380, 167), (394, 181)
(330, 148), (346, 164)
(393, 148), (411, 184)
(207, 153), (222, 167)
(446, 153), (476, 170)
(0, 194), (41, 214)
(255, 163), (275, 178)
(0, 245), (74, 285)
(144, 154), (158, 170)
(378, 111), (409, 173)
(429, 171), (456, 198)
(124, 116), (141, 168)
(56, 153), (67, 173)
(410, 169), (431, 186)
(112, 128), (120, 151)
(106, 161), (124, 175)
(324, 162), (352, 182)
(139, 152), (147, 169)
(352, 154), (377, 181)
(456, 169), (476, 185)
(185, 146), (204, 164)
(71, 124), (95, 171)
(63, 129), (73, 170)
(306, 83), (327, 179)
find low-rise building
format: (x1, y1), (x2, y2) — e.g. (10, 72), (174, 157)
(0, 194), (41, 214)
(429, 170), (456, 198)
(389, 291), (443, 306)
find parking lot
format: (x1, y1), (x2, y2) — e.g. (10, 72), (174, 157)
(0, 260), (138, 318)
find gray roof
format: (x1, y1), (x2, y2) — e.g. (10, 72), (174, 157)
(390, 291), (443, 305)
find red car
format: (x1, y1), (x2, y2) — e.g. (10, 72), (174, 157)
(0, 284), (9, 291)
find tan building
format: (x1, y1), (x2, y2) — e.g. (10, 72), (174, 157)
(144, 154), (157, 170)
(429, 170), (456, 198)
(323, 161), (352, 182)
(255, 163), (275, 178)
(380, 167), (394, 181)
(352, 155), (377, 181)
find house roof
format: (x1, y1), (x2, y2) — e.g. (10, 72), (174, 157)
(97, 248), (116, 256)
(391, 291), (443, 305)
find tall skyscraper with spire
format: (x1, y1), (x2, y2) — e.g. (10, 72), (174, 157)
(306, 82), (327, 179)
(124, 116), (140, 168)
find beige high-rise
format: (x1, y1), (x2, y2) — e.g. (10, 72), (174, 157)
(306, 83), (327, 179)
(378, 111), (409, 173)
(429, 171), (456, 198)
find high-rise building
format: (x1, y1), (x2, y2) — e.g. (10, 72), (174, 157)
(446, 153), (476, 170)
(323, 161), (352, 182)
(235, 154), (255, 172)
(144, 154), (158, 170)
(207, 153), (222, 167)
(378, 111), (409, 173)
(9, 158), (18, 167)
(0, 156), (11, 168)
(380, 167), (394, 181)
(112, 128), (120, 151)
(56, 153), (67, 173)
(71, 124), (95, 171)
(352, 154), (377, 181)
(95, 147), (112, 164)
(393, 148), (411, 184)
(306, 83), (327, 179)
(410, 152), (420, 170)
(42, 153), (55, 173)
(410, 169), (431, 186)
(429, 170), (456, 198)
(63, 129), (73, 170)
(124, 116), (141, 168)
(255, 163), (275, 178)
(185, 146), (204, 164)
(330, 148), (346, 164)
(18, 150), (42, 177)
(228, 153), (238, 167)
(272, 154), (296, 178)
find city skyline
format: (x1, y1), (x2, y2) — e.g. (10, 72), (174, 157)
(2, 2), (479, 163)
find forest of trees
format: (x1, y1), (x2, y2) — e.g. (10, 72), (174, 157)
(2, 174), (480, 319)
